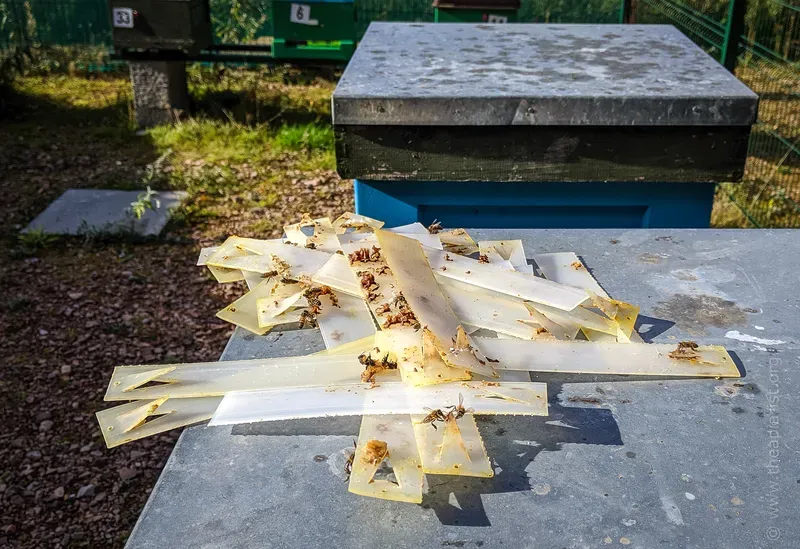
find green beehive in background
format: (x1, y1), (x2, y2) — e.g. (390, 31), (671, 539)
(109, 0), (212, 53)
(434, 0), (520, 23)
(272, 0), (357, 61)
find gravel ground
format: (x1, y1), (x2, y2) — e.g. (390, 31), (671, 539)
(0, 72), (353, 548)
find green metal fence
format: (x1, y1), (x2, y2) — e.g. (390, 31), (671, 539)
(1, 0), (798, 227)
(634, 0), (800, 228)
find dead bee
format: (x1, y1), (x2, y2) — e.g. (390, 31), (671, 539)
(392, 292), (408, 309)
(570, 261), (583, 270)
(299, 310), (318, 329)
(360, 351), (398, 382)
(478, 254), (489, 264)
(344, 439), (357, 480)
(303, 285), (339, 314)
(363, 439), (389, 465)
(305, 242), (317, 249)
(485, 356), (500, 363)
(418, 408), (448, 430)
(348, 246), (381, 264)
(375, 303), (391, 315)
(448, 393), (474, 421)
(669, 341), (700, 360)
(360, 272), (377, 289)
(444, 254), (453, 261)
(377, 265), (392, 275)
(440, 266), (447, 271)
(427, 219), (443, 234)
(382, 309), (419, 329)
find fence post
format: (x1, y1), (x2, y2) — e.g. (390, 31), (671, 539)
(721, 0), (747, 72)
(619, 0), (633, 24)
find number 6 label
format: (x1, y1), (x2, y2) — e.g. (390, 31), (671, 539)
(113, 7), (134, 28)
(290, 3), (319, 26)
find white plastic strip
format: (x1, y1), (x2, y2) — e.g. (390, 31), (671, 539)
(96, 396), (223, 448)
(479, 240), (531, 274)
(317, 290), (377, 348)
(412, 414), (492, 477)
(440, 278), (537, 340)
(473, 338), (740, 377)
(425, 247), (588, 311)
(387, 222), (429, 234)
(310, 253), (362, 297)
(377, 230), (498, 378)
(209, 381), (548, 425)
(532, 252), (608, 298)
(348, 415), (424, 503)
(104, 354), (387, 401)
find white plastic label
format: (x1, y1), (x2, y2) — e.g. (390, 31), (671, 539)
(113, 8), (134, 28)
(290, 4), (319, 26)
(486, 14), (508, 23)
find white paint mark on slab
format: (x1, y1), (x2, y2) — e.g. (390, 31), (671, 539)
(513, 440), (542, 447)
(622, 518), (637, 526)
(725, 330), (786, 345)
(754, 325), (764, 330)
(685, 492), (696, 500)
(661, 495), (685, 525)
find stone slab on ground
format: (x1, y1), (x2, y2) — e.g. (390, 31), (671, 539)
(24, 189), (188, 237)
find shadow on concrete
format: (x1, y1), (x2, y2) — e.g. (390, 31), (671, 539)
(421, 381), (622, 526)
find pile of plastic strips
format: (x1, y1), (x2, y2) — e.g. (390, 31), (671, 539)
(97, 213), (739, 503)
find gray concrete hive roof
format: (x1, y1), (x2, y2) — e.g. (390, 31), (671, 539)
(332, 23), (758, 126)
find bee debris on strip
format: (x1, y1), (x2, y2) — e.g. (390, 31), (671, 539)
(270, 254), (292, 277)
(669, 341), (700, 360)
(448, 393), (474, 421)
(305, 242), (316, 249)
(363, 440), (389, 465)
(359, 350), (398, 383)
(382, 309), (420, 329)
(299, 310), (318, 329)
(303, 285), (340, 316)
(427, 220), (443, 234)
(375, 303), (391, 315)
(348, 246), (382, 264)
(570, 261), (584, 270)
(418, 408), (449, 430)
(478, 254), (490, 264)
(344, 439), (357, 481)
(444, 254), (453, 261)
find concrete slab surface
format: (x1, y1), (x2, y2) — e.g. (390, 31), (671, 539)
(126, 228), (798, 549)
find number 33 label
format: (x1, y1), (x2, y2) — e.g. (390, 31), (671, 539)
(290, 4), (319, 26)
(113, 7), (134, 28)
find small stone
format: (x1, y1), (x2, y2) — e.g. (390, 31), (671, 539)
(80, 443), (93, 453)
(130, 450), (147, 460)
(680, 473), (692, 482)
(730, 496), (744, 506)
(620, 538), (632, 545)
(39, 420), (54, 432)
(117, 467), (138, 481)
(26, 450), (42, 459)
(92, 492), (107, 504)
(38, 328), (48, 336)
(60, 365), (72, 374)
(68, 292), (84, 300)
(77, 484), (95, 499)
(52, 486), (65, 499)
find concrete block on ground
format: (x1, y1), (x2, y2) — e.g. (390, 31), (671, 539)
(130, 61), (189, 127)
(24, 189), (188, 237)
